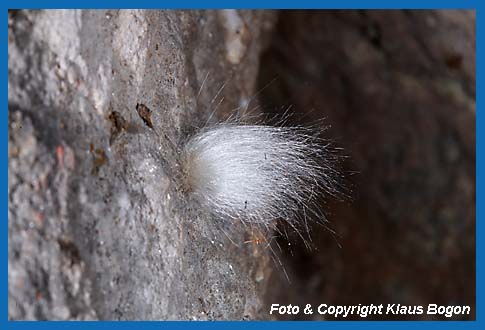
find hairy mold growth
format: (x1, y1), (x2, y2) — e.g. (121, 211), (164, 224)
(180, 122), (341, 233)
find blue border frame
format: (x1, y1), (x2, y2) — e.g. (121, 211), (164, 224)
(4, 0), (480, 329)
(0, 0), (480, 9)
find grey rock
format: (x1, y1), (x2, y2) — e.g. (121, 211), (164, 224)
(8, 9), (276, 320)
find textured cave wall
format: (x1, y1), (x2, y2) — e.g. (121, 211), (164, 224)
(8, 9), (276, 320)
(8, 9), (476, 322)
(259, 10), (475, 320)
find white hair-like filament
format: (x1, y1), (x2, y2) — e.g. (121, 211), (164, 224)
(180, 123), (340, 231)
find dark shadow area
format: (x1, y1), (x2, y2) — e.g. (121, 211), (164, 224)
(258, 10), (475, 320)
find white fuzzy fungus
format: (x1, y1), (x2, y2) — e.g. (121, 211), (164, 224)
(181, 123), (339, 229)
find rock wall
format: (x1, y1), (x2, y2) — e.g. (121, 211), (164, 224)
(259, 10), (475, 320)
(8, 9), (276, 320)
(8, 9), (475, 321)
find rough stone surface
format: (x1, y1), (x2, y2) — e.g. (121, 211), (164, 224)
(259, 10), (475, 320)
(9, 9), (476, 321)
(8, 9), (276, 320)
